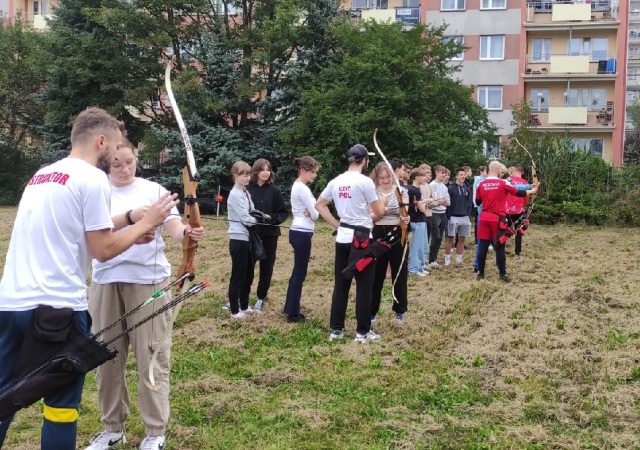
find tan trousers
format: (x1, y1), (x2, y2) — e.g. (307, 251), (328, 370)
(88, 280), (172, 436)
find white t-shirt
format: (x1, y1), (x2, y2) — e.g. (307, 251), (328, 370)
(290, 181), (319, 232)
(92, 178), (180, 284)
(0, 158), (114, 311)
(320, 170), (379, 244)
(430, 180), (450, 213)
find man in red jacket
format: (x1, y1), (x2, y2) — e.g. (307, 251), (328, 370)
(475, 162), (537, 282)
(505, 164), (530, 256)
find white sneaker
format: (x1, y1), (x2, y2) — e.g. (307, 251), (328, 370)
(242, 306), (255, 314)
(427, 262), (441, 270)
(140, 435), (166, 450)
(222, 302), (230, 310)
(444, 256), (451, 266)
(231, 311), (246, 319)
(455, 256), (463, 264)
(419, 270), (430, 276)
(410, 271), (427, 277)
(354, 330), (382, 343)
(254, 299), (263, 312)
(85, 431), (126, 450)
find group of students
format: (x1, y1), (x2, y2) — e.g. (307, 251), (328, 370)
(0, 115), (537, 450)
(224, 145), (537, 344)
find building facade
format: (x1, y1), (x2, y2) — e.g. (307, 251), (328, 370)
(522, 0), (625, 165)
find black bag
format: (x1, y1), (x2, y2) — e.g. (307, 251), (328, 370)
(247, 226), (267, 261)
(0, 306), (117, 421)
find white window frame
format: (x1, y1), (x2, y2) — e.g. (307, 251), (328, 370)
(572, 138), (603, 157)
(441, 0), (465, 11)
(566, 88), (606, 111)
(568, 37), (608, 61)
(532, 38), (551, 62)
(483, 139), (501, 158)
(480, 35), (505, 60)
(443, 36), (464, 60)
(531, 88), (549, 111)
(481, 0), (506, 9)
(478, 86), (503, 110)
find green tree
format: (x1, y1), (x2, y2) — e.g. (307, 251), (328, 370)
(39, 0), (208, 159)
(154, 0), (341, 199)
(279, 20), (496, 180)
(0, 18), (48, 204)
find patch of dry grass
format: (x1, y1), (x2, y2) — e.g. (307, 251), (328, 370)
(1, 206), (639, 449)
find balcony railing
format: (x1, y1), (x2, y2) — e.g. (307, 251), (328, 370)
(524, 53), (617, 75)
(528, 104), (614, 127)
(526, 0), (616, 22)
(352, 6), (420, 26)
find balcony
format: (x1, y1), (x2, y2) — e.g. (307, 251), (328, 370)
(528, 104), (615, 130)
(352, 7), (420, 26)
(523, 54), (617, 79)
(19, 13), (52, 30)
(525, 0), (618, 26)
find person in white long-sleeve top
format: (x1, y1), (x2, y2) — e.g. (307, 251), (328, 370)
(283, 157), (321, 323)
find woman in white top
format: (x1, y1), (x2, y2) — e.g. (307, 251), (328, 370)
(283, 156), (320, 323)
(86, 140), (204, 450)
(369, 162), (410, 324)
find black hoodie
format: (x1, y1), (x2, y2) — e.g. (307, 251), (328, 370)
(246, 182), (288, 238)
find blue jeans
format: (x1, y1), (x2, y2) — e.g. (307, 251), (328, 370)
(408, 221), (426, 273)
(283, 230), (313, 317)
(0, 309), (90, 450)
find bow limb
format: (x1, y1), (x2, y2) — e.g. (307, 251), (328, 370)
(149, 57), (202, 389)
(512, 135), (539, 229)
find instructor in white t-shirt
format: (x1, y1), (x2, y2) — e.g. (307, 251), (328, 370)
(0, 107), (178, 450)
(315, 144), (387, 344)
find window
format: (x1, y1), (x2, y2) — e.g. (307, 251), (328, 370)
(566, 88), (606, 111)
(531, 88), (549, 111)
(443, 36), (464, 60)
(478, 86), (503, 110)
(532, 39), (551, 62)
(403, 0), (419, 6)
(480, 35), (505, 60)
(353, 0), (388, 7)
(572, 138), (603, 157)
(568, 38), (608, 60)
(481, 0), (505, 9)
(483, 139), (501, 158)
(33, 0), (46, 14)
(441, 0), (465, 11)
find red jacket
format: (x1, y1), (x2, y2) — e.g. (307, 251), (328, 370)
(505, 176), (529, 215)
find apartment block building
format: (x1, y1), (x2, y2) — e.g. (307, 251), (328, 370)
(424, 0), (522, 158)
(345, 0), (627, 164)
(522, 0), (625, 165)
(627, 0), (640, 131)
(1, 0), (54, 30)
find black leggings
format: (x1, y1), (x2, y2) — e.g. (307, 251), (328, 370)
(246, 236), (278, 300)
(507, 214), (524, 255)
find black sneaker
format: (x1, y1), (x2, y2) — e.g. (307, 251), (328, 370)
(476, 272), (484, 280)
(500, 274), (511, 283)
(287, 314), (306, 323)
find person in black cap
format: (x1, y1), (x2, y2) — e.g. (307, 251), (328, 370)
(315, 144), (388, 343)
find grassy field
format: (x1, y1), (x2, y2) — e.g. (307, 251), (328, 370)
(1, 206), (639, 450)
